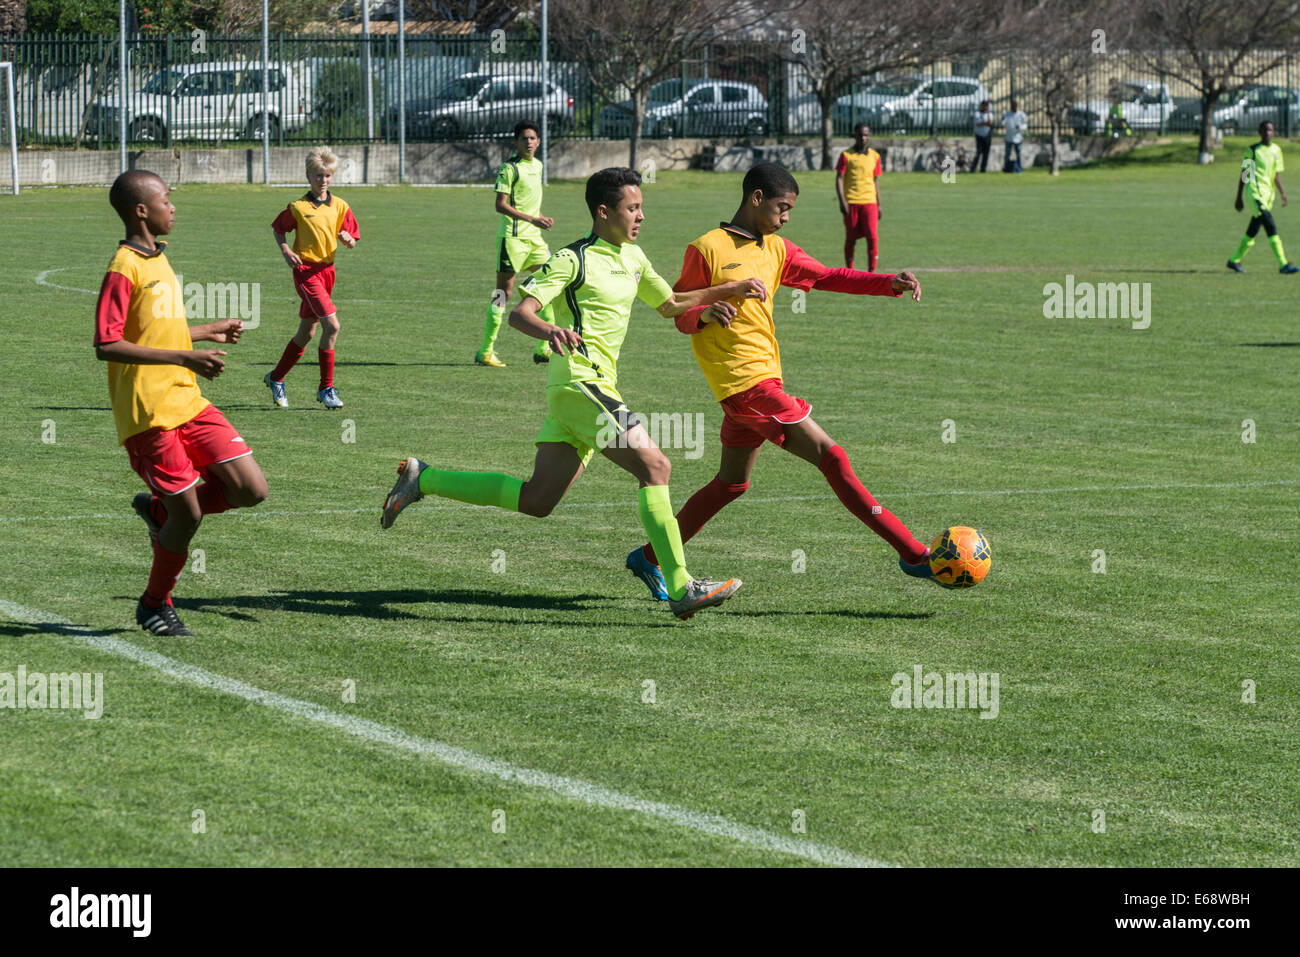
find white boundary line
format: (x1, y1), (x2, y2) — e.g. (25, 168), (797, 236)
(0, 597), (886, 868)
(35, 266), (98, 294)
(1, 478), (1296, 525)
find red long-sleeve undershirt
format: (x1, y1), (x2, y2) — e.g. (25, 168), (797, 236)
(674, 237), (900, 334)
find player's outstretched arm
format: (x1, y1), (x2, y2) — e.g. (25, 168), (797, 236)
(190, 319), (244, 343)
(1276, 173), (1287, 207)
(656, 278), (767, 318)
(95, 339), (228, 380)
(509, 296), (582, 355)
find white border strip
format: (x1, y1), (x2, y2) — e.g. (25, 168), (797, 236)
(2, 479), (1295, 525)
(0, 598), (887, 868)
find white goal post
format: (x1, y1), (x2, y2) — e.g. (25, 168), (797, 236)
(1, 62), (17, 195)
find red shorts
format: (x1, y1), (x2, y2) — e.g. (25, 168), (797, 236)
(293, 262), (337, 320)
(844, 203), (878, 240)
(125, 404), (252, 496)
(719, 379), (812, 449)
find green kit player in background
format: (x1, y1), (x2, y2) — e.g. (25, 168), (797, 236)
(385, 167), (766, 619)
(477, 120), (558, 366)
(1228, 121), (1298, 274)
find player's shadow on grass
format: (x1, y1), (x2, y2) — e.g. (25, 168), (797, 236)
(34, 406), (112, 411)
(1239, 342), (1300, 348)
(726, 609), (935, 621)
(165, 587), (677, 628)
(0, 621), (132, 638)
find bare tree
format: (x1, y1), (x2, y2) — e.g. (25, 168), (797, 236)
(550, 0), (774, 169)
(774, 0), (994, 170)
(1132, 0), (1300, 163)
(1004, 0), (1131, 175)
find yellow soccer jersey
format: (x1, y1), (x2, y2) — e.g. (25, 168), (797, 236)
(93, 241), (209, 444)
(271, 191), (359, 265)
(678, 225), (789, 401)
(836, 148), (882, 204)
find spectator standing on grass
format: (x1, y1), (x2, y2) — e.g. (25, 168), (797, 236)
(1002, 100), (1027, 173)
(972, 99), (993, 172)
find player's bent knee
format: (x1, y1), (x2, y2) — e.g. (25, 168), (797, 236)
(644, 452), (671, 487)
(166, 499), (203, 528)
(517, 485), (558, 518)
(229, 480), (268, 509)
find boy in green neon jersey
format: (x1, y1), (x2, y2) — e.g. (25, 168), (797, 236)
(477, 120), (558, 366)
(1228, 121), (1298, 274)
(385, 167), (766, 620)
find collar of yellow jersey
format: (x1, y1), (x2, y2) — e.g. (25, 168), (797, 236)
(119, 239), (167, 257)
(720, 221), (763, 247)
(304, 191), (333, 207)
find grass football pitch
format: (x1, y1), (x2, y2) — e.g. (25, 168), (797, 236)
(1, 144), (1297, 866)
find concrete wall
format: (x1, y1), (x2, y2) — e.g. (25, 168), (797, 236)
(6, 134), (1138, 187)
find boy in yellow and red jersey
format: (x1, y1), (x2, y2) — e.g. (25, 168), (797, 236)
(266, 146), (360, 409)
(835, 123), (883, 270)
(626, 163), (944, 598)
(95, 170), (269, 637)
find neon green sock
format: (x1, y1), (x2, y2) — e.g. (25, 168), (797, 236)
(418, 467), (522, 511)
(1268, 234), (1288, 267)
(1230, 234), (1254, 262)
(481, 302), (505, 354)
(638, 485), (690, 600)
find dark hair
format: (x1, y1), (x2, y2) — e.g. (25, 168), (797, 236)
(1260, 119), (1275, 134)
(109, 169), (165, 223)
(741, 163), (799, 202)
(513, 120), (540, 140)
(854, 122), (870, 134)
(585, 167), (641, 218)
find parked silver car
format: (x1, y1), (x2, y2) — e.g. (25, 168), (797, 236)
(1209, 85), (1300, 135)
(88, 61), (308, 143)
(601, 78), (769, 139)
(835, 74), (990, 133)
(1069, 82), (1185, 134)
(396, 73), (575, 140)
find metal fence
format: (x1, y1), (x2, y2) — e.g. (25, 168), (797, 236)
(0, 31), (1295, 149)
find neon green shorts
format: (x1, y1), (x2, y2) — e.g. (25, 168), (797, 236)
(535, 380), (643, 467)
(497, 234), (550, 275)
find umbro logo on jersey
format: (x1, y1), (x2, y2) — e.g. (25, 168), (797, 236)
(722, 262), (742, 270)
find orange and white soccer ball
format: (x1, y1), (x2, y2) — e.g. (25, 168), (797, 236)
(928, 526), (991, 588)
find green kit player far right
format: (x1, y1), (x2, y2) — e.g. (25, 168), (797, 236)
(478, 120), (558, 366)
(1228, 120), (1298, 274)
(386, 167), (767, 620)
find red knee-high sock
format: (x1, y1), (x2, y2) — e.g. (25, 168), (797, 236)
(196, 480), (231, 515)
(144, 541), (187, 607)
(319, 348), (335, 390)
(148, 495), (167, 528)
(844, 238), (855, 269)
(868, 241), (879, 272)
(272, 339), (306, 381)
(817, 445), (927, 562)
(642, 477), (749, 565)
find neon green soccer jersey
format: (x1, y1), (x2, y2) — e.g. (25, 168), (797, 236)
(1243, 141), (1284, 210)
(495, 155), (545, 240)
(521, 234), (673, 389)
